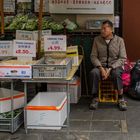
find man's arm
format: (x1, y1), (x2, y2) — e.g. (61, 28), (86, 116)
(90, 39), (102, 67)
(91, 39), (108, 80)
(111, 38), (127, 69)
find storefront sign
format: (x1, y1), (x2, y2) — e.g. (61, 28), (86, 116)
(44, 35), (66, 52)
(13, 40), (36, 57)
(0, 41), (13, 56)
(49, 0), (114, 14)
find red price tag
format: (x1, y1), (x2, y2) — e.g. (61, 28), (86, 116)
(16, 49), (30, 54)
(48, 46), (61, 51)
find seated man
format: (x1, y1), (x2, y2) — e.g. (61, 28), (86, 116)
(90, 20), (127, 111)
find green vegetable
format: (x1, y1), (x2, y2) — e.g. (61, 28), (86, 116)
(6, 14), (37, 30)
(25, 19), (37, 31)
(0, 109), (22, 119)
(48, 21), (64, 31)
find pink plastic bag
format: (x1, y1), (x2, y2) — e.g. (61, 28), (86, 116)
(122, 73), (131, 86)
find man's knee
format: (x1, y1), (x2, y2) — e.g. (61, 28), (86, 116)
(90, 68), (100, 77)
(111, 68), (123, 78)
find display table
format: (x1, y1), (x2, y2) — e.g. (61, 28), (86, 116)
(23, 55), (83, 134)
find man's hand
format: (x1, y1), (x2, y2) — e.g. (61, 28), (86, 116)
(99, 67), (107, 80)
(99, 67), (112, 80)
(105, 68), (112, 79)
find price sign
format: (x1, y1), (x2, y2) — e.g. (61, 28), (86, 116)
(44, 35), (66, 52)
(16, 30), (34, 40)
(34, 0), (49, 12)
(4, 0), (15, 13)
(33, 30), (52, 41)
(13, 40), (36, 57)
(0, 41), (13, 56)
(17, 0), (31, 2)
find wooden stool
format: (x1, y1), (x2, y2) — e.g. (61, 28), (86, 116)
(99, 79), (118, 103)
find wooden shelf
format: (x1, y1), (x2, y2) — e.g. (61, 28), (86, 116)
(3, 12), (15, 16)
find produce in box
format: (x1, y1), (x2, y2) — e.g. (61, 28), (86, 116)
(0, 109), (22, 119)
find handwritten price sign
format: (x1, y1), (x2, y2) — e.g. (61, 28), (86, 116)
(0, 41), (13, 56)
(13, 40), (36, 57)
(44, 35), (66, 52)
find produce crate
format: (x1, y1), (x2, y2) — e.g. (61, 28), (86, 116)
(47, 77), (81, 103)
(0, 59), (38, 79)
(0, 109), (24, 132)
(0, 57), (14, 61)
(26, 92), (67, 130)
(32, 58), (72, 79)
(0, 88), (24, 113)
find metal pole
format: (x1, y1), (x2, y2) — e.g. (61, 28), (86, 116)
(24, 82), (28, 134)
(0, 0), (4, 35)
(37, 0), (43, 59)
(11, 81), (14, 133)
(66, 81), (76, 140)
(66, 81), (70, 135)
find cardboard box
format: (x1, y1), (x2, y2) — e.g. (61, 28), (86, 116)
(0, 60), (37, 79)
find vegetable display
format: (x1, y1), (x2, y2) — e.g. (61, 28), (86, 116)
(3, 14), (78, 32)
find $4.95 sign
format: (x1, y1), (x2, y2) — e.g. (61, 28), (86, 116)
(13, 40), (36, 57)
(0, 41), (13, 56)
(44, 35), (66, 52)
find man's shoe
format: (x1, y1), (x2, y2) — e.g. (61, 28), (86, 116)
(118, 98), (127, 111)
(89, 98), (99, 110)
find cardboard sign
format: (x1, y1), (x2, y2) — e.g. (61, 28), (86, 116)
(17, 0), (31, 2)
(16, 30), (34, 40)
(67, 46), (79, 66)
(33, 30), (52, 41)
(13, 40), (36, 57)
(44, 35), (67, 52)
(34, 0), (49, 12)
(0, 65), (32, 79)
(4, 0), (15, 13)
(34, 30), (52, 51)
(0, 41), (13, 56)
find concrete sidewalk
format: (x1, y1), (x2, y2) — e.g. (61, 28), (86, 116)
(0, 95), (140, 140)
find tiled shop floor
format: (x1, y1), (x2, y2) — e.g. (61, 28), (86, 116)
(1, 96), (140, 140)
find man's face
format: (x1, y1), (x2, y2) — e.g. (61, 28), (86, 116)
(101, 23), (113, 38)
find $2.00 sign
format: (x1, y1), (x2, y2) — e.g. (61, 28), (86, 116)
(44, 35), (66, 52)
(13, 40), (36, 57)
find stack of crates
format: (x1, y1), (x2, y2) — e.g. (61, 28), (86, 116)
(0, 88), (24, 132)
(99, 79), (118, 103)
